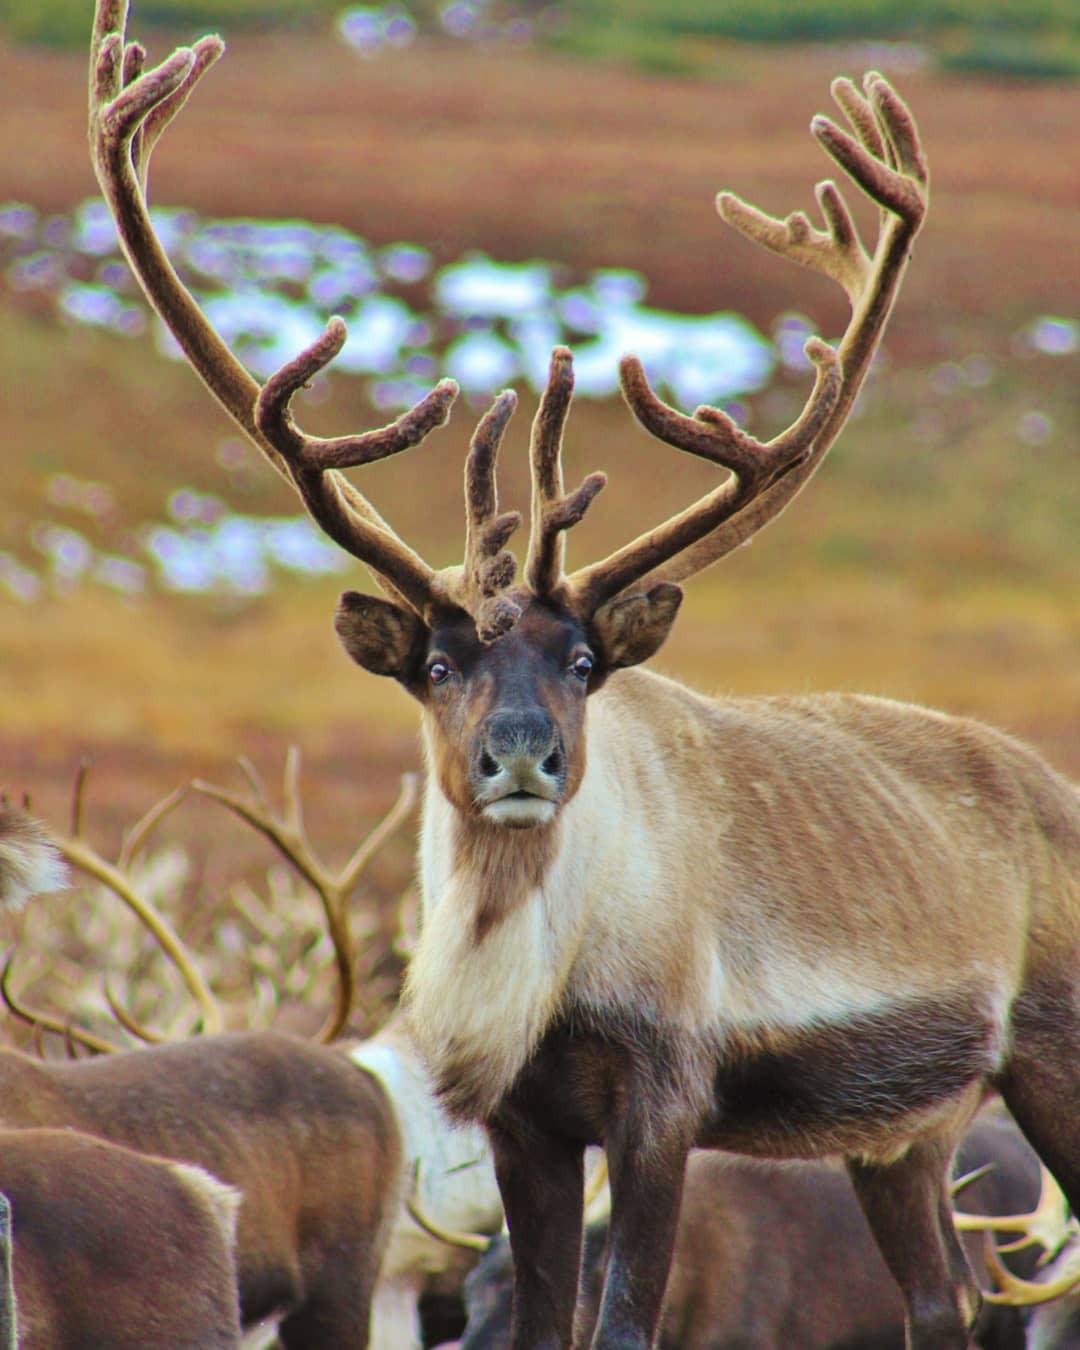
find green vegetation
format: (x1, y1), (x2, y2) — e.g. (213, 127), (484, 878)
(4, 0), (1077, 75)
(560, 0), (1077, 44)
(548, 0), (1080, 80)
(940, 32), (1080, 80)
(0, 0), (341, 48)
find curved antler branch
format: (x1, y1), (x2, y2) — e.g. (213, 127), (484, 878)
(56, 834), (222, 1035)
(405, 1161), (495, 1254)
(1, 952), (117, 1057)
(103, 976), (167, 1045)
(51, 764), (222, 1035)
(571, 341), (839, 611)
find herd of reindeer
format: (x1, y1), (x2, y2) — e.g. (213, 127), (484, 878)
(1, 1), (1077, 1346)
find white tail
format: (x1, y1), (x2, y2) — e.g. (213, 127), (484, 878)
(0, 801), (67, 912)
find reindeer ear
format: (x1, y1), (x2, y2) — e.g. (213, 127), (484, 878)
(334, 591), (428, 681)
(590, 583), (683, 672)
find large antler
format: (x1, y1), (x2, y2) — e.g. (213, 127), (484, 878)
(566, 71), (928, 611)
(89, 0), (460, 619)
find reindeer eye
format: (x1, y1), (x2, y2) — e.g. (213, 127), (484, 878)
(428, 660), (451, 686)
(571, 654), (594, 681)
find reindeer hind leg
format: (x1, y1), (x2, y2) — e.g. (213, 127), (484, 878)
(996, 977), (1080, 1212)
(846, 1135), (980, 1350)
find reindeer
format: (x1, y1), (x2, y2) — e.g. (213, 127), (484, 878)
(85, 3), (1080, 1347)
(0, 773), (502, 1350)
(0, 1127), (242, 1349)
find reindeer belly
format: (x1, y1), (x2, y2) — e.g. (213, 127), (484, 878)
(702, 987), (1000, 1159)
(500, 989), (1000, 1163)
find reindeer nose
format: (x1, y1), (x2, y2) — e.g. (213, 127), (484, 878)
(479, 709), (563, 780)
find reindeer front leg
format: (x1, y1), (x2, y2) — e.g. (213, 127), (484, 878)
(589, 1114), (694, 1350)
(489, 1116), (585, 1350)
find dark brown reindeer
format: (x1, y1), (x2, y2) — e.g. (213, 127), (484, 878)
(86, 4), (1080, 1348)
(0, 1128), (242, 1349)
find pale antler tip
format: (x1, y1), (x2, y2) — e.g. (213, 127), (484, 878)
(715, 190), (739, 219)
(324, 315), (348, 345)
(803, 336), (837, 367)
(618, 352), (644, 378)
(809, 113), (834, 140)
(193, 32), (226, 57)
(97, 30), (123, 60)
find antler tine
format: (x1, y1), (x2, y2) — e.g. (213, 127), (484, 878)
(525, 347), (607, 599)
(89, 0), (455, 616)
(1, 951), (117, 1057)
(117, 784), (187, 870)
(980, 1232), (1080, 1308)
(459, 392), (525, 643)
(282, 745), (305, 836)
(339, 772), (419, 898)
(103, 975), (166, 1045)
(69, 757), (90, 840)
(570, 71), (927, 606)
(405, 1162), (495, 1253)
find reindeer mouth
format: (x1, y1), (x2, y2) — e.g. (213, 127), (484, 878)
(481, 790), (558, 828)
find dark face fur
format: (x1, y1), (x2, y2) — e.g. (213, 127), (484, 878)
(334, 581), (682, 828)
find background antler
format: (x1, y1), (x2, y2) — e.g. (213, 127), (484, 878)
(192, 750), (418, 1041)
(955, 1164), (1080, 1306)
(1, 757), (417, 1053)
(568, 70), (928, 609)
